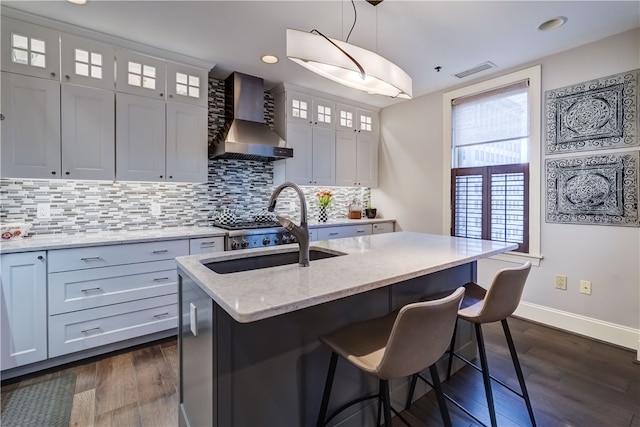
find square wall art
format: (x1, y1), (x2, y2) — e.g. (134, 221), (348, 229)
(545, 69), (639, 154)
(546, 151), (639, 226)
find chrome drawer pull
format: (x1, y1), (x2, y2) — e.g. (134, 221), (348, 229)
(200, 242), (216, 247)
(152, 249), (169, 254)
(81, 287), (101, 293)
(357, 230), (365, 233)
(329, 232), (339, 236)
(153, 312), (170, 319)
(80, 257), (102, 261)
(153, 277), (170, 282)
(81, 327), (101, 334)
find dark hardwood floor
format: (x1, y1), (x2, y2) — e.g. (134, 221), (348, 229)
(2, 317), (639, 426)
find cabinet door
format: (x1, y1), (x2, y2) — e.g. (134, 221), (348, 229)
(286, 91), (313, 124)
(61, 33), (115, 91)
(311, 98), (335, 129)
(356, 108), (379, 136)
(355, 131), (378, 187)
(166, 62), (208, 107)
(61, 85), (115, 180)
(335, 131), (358, 186)
(283, 122), (313, 184)
(311, 127), (336, 186)
(166, 103), (207, 182)
(1, 251), (47, 370)
(115, 48), (166, 99)
(1, 17), (60, 81)
(116, 92), (166, 181)
(1, 72), (61, 179)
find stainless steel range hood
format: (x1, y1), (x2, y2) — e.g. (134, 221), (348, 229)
(209, 72), (292, 162)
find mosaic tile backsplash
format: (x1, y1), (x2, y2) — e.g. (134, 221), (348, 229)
(0, 74), (371, 235)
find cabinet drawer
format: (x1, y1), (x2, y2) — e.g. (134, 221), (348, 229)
(48, 260), (177, 315)
(372, 222), (394, 234)
(48, 294), (177, 357)
(48, 240), (189, 272)
(317, 224), (372, 240)
(189, 237), (224, 254)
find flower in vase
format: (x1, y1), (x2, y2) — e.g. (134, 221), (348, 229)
(316, 190), (333, 207)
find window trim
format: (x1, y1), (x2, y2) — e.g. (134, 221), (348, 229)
(442, 65), (542, 265)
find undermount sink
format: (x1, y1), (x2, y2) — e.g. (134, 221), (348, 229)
(203, 248), (345, 274)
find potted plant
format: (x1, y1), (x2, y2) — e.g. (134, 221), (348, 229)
(364, 204), (377, 219)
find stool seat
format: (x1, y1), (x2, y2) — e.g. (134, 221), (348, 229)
(457, 281), (487, 320)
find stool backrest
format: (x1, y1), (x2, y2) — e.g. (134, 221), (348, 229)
(477, 261), (531, 323)
(376, 287), (465, 380)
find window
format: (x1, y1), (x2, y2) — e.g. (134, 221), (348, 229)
(11, 33), (46, 68)
(317, 105), (332, 124)
(291, 98), (308, 119)
(443, 66), (541, 262)
(175, 72), (200, 98)
(127, 61), (156, 90)
(74, 48), (103, 79)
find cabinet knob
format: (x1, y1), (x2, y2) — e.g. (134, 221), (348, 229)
(159, 93), (164, 97)
(65, 75), (70, 80)
(51, 171), (57, 175)
(169, 94), (173, 98)
(169, 175), (173, 179)
(0, 113), (5, 121)
(37, 255), (44, 260)
(65, 171), (70, 175)
(50, 72), (56, 78)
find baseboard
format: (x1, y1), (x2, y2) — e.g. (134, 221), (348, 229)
(514, 301), (640, 358)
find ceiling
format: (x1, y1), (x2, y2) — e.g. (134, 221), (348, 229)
(3, 1), (639, 108)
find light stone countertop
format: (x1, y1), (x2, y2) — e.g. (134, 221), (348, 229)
(0, 226), (228, 254)
(0, 219), (395, 254)
(176, 231), (517, 323)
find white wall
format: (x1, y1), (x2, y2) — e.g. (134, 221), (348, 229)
(375, 28), (640, 351)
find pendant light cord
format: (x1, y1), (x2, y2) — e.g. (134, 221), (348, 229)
(345, 0), (357, 42)
(310, 29), (365, 80)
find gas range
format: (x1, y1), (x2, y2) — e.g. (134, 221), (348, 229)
(211, 220), (298, 250)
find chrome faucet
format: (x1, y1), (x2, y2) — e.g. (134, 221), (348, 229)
(267, 182), (309, 267)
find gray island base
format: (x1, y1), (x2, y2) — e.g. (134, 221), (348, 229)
(176, 232), (517, 427)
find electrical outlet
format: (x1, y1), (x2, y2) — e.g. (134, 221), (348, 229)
(36, 203), (51, 219)
(580, 280), (592, 295)
(151, 202), (161, 216)
(555, 274), (567, 290)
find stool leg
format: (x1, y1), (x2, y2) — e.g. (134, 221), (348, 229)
(475, 323), (498, 427)
(429, 364), (452, 427)
(317, 352), (338, 427)
(446, 319), (459, 380)
(502, 319), (536, 427)
(405, 374), (418, 410)
(380, 379), (393, 427)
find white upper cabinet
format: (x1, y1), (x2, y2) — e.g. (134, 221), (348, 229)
(116, 93), (167, 181)
(61, 33), (115, 91)
(166, 62), (208, 107)
(1, 17), (60, 81)
(311, 127), (336, 185)
(286, 91), (313, 124)
(116, 48), (166, 99)
(336, 104), (357, 133)
(166, 102), (208, 182)
(61, 84), (115, 180)
(311, 97), (336, 129)
(1, 71), (61, 179)
(336, 105), (379, 187)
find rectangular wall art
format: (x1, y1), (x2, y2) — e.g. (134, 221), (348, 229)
(545, 69), (639, 154)
(546, 151), (639, 226)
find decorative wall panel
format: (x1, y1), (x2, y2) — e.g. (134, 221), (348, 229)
(546, 151), (639, 226)
(545, 69), (639, 154)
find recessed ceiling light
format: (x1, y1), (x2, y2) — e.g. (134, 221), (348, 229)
(538, 16), (567, 31)
(261, 55), (279, 64)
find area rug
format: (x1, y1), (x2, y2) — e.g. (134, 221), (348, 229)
(1, 373), (76, 427)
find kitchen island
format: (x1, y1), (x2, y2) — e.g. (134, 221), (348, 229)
(176, 232), (517, 427)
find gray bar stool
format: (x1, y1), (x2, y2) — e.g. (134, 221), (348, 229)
(407, 261), (535, 427)
(316, 287), (465, 427)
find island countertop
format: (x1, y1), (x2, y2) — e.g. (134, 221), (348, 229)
(176, 231), (517, 323)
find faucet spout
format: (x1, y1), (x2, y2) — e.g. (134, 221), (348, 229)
(268, 182), (309, 267)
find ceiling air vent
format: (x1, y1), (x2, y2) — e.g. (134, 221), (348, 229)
(454, 61), (497, 79)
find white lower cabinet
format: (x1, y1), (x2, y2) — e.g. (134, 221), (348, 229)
(317, 224), (372, 240)
(48, 294), (177, 357)
(0, 251), (48, 370)
(372, 222), (395, 234)
(189, 237), (224, 254)
(47, 239), (188, 357)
